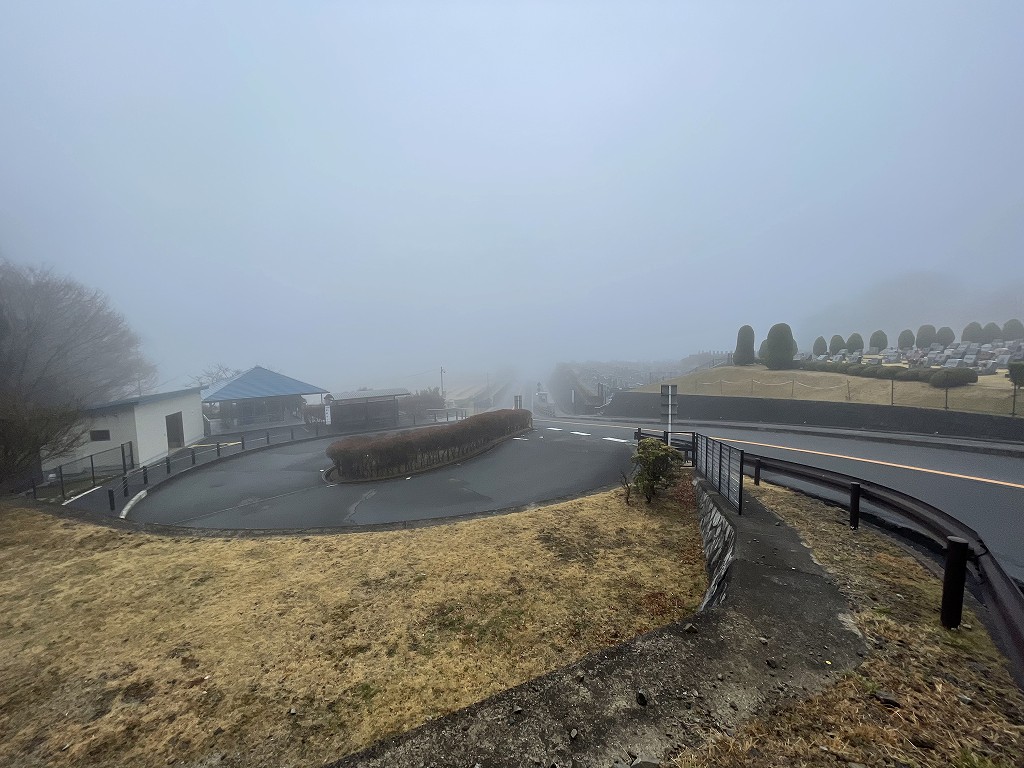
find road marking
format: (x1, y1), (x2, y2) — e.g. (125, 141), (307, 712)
(710, 436), (1024, 491)
(602, 437), (630, 443)
(513, 437), (528, 440)
(570, 431), (591, 436)
(537, 418), (634, 431)
(546, 427), (563, 431)
(61, 485), (105, 505)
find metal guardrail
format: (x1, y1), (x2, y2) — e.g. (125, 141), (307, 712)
(745, 452), (1024, 686)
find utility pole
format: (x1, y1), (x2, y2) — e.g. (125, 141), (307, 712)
(440, 366), (446, 403)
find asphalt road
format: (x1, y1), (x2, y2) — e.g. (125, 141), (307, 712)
(129, 426), (635, 530)
(541, 416), (1024, 582)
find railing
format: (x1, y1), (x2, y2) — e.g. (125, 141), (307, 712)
(744, 452), (1024, 686)
(35, 442), (135, 502)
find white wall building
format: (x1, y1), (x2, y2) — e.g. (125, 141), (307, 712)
(42, 388), (204, 471)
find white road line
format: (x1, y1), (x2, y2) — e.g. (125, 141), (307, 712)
(61, 485), (105, 506)
(546, 427), (563, 431)
(602, 437), (630, 443)
(513, 437), (528, 440)
(570, 431), (591, 436)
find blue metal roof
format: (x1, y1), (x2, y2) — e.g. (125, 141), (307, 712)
(202, 367), (329, 402)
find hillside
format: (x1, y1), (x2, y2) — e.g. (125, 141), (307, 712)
(638, 365), (1018, 416)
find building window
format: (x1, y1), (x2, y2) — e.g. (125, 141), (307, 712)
(90, 430), (111, 442)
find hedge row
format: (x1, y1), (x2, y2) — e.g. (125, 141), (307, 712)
(800, 361), (979, 388)
(326, 408), (533, 480)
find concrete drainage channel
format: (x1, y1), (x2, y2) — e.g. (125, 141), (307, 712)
(326, 479), (864, 768)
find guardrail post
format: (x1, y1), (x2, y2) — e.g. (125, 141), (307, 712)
(216, 441), (221, 457)
(108, 489), (115, 511)
(166, 456), (171, 475)
(634, 428), (641, 442)
(266, 430), (270, 446)
(717, 441), (724, 495)
(90, 455), (96, 487)
(129, 441), (135, 469)
(241, 434), (246, 450)
(142, 466), (148, 485)
(122, 475), (129, 498)
(849, 482), (861, 529)
(190, 448), (196, 466)
(121, 443), (128, 474)
(941, 537), (969, 629)
(754, 458), (761, 486)
(737, 449), (744, 515)
(58, 465), (65, 500)
(663, 430), (669, 445)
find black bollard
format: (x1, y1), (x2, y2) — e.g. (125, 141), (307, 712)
(108, 489), (116, 511)
(241, 434), (246, 450)
(142, 466), (149, 485)
(753, 458), (761, 486)
(190, 448), (196, 466)
(266, 430), (270, 445)
(290, 428), (295, 441)
(941, 537), (970, 629)
(849, 482), (861, 529)
(216, 441), (221, 457)
(122, 475), (129, 498)
(166, 456), (171, 475)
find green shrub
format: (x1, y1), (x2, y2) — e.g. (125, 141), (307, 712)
(812, 336), (827, 356)
(762, 323), (798, 370)
(936, 326), (955, 347)
(847, 333), (865, 352)
(829, 335), (846, 355)
(1003, 319), (1024, 341)
(325, 409), (532, 480)
(734, 325), (756, 366)
(873, 366), (901, 380)
(916, 324), (937, 349)
(869, 330), (888, 351)
(1009, 362), (1024, 388)
(630, 437), (682, 503)
(962, 322), (983, 343)
(896, 368), (934, 383)
(983, 322), (1002, 344)
(898, 329), (915, 349)
(929, 368), (978, 389)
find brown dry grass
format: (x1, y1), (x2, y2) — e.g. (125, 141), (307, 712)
(639, 365), (1018, 416)
(0, 482), (705, 768)
(673, 483), (1024, 768)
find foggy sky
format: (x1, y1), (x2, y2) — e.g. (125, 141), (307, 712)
(2, 2), (1022, 393)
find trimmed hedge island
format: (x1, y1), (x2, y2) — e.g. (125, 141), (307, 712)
(326, 408), (533, 481)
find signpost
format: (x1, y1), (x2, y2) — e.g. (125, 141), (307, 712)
(660, 384), (678, 442)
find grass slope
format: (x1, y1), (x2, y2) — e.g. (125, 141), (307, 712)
(0, 484), (705, 768)
(674, 483), (1024, 768)
(640, 365), (1017, 415)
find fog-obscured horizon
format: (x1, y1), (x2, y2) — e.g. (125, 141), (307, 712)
(2, 2), (1022, 393)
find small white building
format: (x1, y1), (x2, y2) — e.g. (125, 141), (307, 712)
(43, 388), (204, 471)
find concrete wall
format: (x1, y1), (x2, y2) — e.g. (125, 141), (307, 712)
(42, 407), (138, 472)
(133, 391), (204, 465)
(694, 478), (736, 611)
(603, 391), (1024, 442)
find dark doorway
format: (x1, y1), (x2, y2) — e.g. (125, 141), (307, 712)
(166, 411), (185, 450)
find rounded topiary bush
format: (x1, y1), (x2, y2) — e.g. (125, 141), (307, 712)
(929, 368), (978, 389)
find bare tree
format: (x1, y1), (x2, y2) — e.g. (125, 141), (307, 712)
(0, 261), (157, 485)
(188, 364), (243, 389)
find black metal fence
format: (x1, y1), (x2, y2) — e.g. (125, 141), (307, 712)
(694, 433), (743, 513)
(35, 442), (135, 502)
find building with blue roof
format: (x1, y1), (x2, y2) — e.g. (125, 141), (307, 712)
(202, 366), (329, 434)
